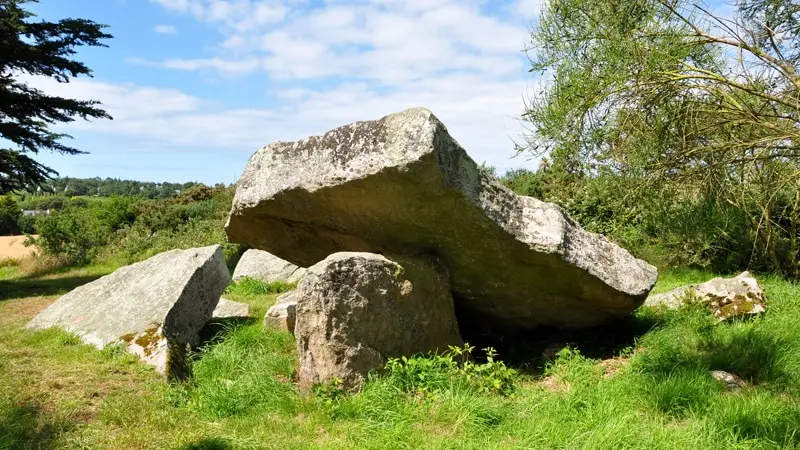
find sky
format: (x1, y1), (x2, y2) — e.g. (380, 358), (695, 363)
(23, 0), (546, 185)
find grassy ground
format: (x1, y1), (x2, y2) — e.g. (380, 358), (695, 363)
(1, 266), (799, 449)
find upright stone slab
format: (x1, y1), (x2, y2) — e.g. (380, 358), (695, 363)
(226, 107), (658, 331)
(25, 245), (231, 379)
(232, 249), (306, 284)
(295, 252), (464, 391)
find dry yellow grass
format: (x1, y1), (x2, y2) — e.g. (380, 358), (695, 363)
(0, 235), (38, 260)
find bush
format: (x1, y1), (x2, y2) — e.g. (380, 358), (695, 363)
(16, 214), (36, 234)
(33, 210), (106, 265)
(0, 196), (22, 235)
(384, 344), (518, 397)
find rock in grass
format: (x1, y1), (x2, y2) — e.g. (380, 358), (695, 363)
(295, 252), (464, 392)
(264, 290), (297, 334)
(212, 298), (250, 318)
(225, 107), (657, 331)
(232, 249), (306, 284)
(644, 271), (766, 321)
(710, 370), (746, 391)
(25, 245), (231, 379)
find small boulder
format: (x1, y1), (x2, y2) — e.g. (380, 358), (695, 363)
(264, 290), (297, 334)
(25, 245), (231, 379)
(213, 298), (250, 318)
(295, 252), (464, 392)
(232, 249), (306, 284)
(710, 370), (746, 391)
(644, 271), (766, 321)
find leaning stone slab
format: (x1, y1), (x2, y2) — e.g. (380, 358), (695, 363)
(25, 245), (231, 379)
(232, 249), (306, 284)
(213, 298), (250, 319)
(264, 290), (297, 334)
(295, 252), (464, 392)
(226, 107), (658, 331)
(644, 271), (766, 321)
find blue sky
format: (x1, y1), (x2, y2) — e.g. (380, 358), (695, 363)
(23, 0), (545, 184)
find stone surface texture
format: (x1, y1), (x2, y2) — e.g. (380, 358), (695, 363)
(295, 252), (463, 391)
(232, 249), (306, 284)
(644, 271), (766, 321)
(264, 290), (298, 334)
(25, 245), (231, 378)
(226, 107), (657, 330)
(213, 298), (250, 318)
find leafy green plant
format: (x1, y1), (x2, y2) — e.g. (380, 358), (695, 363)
(384, 344), (518, 397)
(312, 377), (346, 407)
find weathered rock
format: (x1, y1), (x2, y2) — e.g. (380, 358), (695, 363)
(264, 290), (297, 333)
(232, 249), (306, 284)
(213, 298), (250, 318)
(295, 252), (464, 391)
(644, 271), (766, 321)
(226, 107), (657, 331)
(25, 245), (231, 379)
(710, 370), (746, 391)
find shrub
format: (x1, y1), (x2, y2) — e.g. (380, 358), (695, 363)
(16, 214), (36, 234)
(0, 196), (22, 235)
(32, 210), (107, 265)
(384, 344), (518, 397)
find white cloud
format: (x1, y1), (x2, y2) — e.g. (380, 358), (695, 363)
(153, 24), (178, 34)
(21, 73), (537, 171)
(53, 0), (545, 176)
(143, 0), (534, 86)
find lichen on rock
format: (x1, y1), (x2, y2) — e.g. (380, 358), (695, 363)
(644, 271), (767, 321)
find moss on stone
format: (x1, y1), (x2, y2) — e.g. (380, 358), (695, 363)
(134, 324), (161, 357)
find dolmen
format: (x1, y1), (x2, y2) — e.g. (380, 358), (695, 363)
(226, 107), (658, 391)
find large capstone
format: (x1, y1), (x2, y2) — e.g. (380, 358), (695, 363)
(25, 245), (231, 379)
(226, 107), (657, 331)
(295, 252), (464, 391)
(232, 249), (306, 284)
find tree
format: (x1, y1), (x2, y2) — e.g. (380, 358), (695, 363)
(524, 0), (800, 275)
(0, 0), (112, 194)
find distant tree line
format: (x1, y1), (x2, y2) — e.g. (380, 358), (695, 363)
(15, 177), (221, 200)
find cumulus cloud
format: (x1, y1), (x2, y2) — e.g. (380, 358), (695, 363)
(43, 0), (545, 180)
(153, 24), (178, 34)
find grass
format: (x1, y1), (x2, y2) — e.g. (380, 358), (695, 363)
(224, 277), (296, 296)
(2, 265), (800, 449)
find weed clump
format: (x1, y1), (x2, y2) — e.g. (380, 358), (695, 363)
(383, 344), (518, 397)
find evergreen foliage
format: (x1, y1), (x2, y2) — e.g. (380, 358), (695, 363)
(0, 0), (112, 193)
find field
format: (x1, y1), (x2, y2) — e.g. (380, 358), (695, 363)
(0, 235), (37, 261)
(1, 265), (799, 449)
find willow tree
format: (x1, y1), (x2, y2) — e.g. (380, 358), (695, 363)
(0, 0), (112, 194)
(524, 0), (800, 274)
